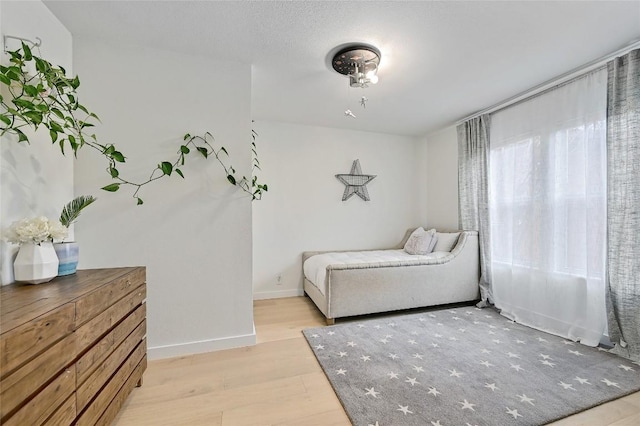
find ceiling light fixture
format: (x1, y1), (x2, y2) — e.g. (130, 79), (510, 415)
(331, 44), (381, 88)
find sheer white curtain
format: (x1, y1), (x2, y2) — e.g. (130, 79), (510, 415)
(489, 69), (608, 346)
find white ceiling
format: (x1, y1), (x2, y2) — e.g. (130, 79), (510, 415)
(44, 1), (640, 137)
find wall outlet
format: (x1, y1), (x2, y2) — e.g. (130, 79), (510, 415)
(276, 274), (282, 285)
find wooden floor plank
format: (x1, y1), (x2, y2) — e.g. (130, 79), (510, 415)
(114, 296), (640, 426)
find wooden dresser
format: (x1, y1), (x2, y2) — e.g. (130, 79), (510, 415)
(0, 267), (147, 425)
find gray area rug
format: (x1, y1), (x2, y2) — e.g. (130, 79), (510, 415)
(303, 306), (640, 426)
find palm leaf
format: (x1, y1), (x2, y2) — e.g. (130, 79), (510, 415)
(59, 195), (96, 227)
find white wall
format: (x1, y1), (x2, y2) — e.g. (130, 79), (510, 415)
(252, 120), (422, 299)
(425, 125), (459, 230)
(73, 38), (254, 359)
(0, 1), (73, 285)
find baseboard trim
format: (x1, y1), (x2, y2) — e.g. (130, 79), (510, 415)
(253, 288), (305, 300)
(148, 325), (256, 360)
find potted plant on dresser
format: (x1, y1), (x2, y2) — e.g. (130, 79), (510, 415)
(5, 216), (67, 284)
(54, 195), (96, 276)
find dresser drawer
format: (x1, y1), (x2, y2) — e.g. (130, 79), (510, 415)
(76, 284), (146, 351)
(76, 303), (146, 385)
(95, 356), (146, 426)
(76, 341), (146, 426)
(43, 393), (76, 425)
(0, 303), (75, 379)
(75, 268), (145, 327)
(0, 332), (77, 419)
(2, 366), (75, 426)
(77, 320), (146, 412)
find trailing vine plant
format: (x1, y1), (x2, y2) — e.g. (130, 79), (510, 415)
(0, 42), (267, 204)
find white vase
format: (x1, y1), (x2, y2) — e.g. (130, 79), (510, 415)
(14, 242), (59, 284)
(53, 242), (79, 276)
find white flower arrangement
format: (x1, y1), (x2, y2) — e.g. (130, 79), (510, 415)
(4, 216), (68, 245)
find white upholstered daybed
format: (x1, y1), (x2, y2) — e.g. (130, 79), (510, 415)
(302, 230), (480, 324)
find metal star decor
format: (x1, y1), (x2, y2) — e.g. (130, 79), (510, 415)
(335, 159), (376, 201)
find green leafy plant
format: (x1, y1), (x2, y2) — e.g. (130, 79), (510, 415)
(59, 195), (97, 227)
(185, 131), (268, 201)
(0, 42), (267, 204)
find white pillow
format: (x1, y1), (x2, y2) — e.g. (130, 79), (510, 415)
(426, 228), (438, 252)
(404, 227), (437, 255)
(433, 232), (461, 252)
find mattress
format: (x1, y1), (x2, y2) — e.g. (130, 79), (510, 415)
(303, 249), (448, 295)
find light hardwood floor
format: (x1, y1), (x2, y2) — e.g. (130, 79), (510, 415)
(114, 297), (640, 426)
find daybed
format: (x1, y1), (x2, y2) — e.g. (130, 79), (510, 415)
(302, 230), (480, 324)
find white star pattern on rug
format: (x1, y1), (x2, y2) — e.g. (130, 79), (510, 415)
(506, 407), (523, 419)
(364, 387), (380, 397)
(368, 422), (379, 426)
(485, 383), (499, 391)
(459, 399), (476, 411)
(449, 369), (463, 377)
(602, 378), (621, 388)
(575, 377), (591, 385)
(303, 306), (640, 425)
(397, 405), (413, 415)
(405, 377), (420, 386)
(517, 394), (535, 405)
(559, 381), (576, 390)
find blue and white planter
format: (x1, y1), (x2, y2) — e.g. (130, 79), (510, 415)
(53, 242), (80, 276)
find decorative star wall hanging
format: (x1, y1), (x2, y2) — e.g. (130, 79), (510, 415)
(335, 159), (376, 201)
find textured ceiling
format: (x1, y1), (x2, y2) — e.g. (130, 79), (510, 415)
(44, 1), (640, 136)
